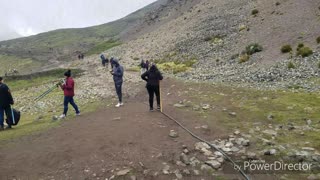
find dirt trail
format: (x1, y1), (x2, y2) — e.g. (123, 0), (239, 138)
(0, 79), (230, 180)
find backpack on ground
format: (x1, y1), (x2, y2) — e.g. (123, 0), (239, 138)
(6, 107), (21, 126)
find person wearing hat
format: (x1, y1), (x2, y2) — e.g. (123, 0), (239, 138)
(0, 77), (14, 130)
(59, 70), (80, 118)
(110, 59), (124, 107)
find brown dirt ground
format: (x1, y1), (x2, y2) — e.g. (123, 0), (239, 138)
(0, 78), (276, 180)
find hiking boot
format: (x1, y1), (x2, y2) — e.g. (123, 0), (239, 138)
(59, 114), (66, 119)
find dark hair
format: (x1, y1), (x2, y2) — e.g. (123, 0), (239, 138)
(0, 77), (2, 81)
(64, 70), (71, 77)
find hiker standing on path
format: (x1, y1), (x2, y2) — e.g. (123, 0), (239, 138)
(140, 59), (146, 74)
(141, 63), (163, 111)
(100, 54), (108, 67)
(111, 59), (124, 108)
(59, 70), (80, 118)
(0, 77), (14, 130)
(145, 60), (150, 70)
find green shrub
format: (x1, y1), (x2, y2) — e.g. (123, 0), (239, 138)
(252, 9), (259, 15)
(85, 40), (121, 56)
(239, 54), (250, 63)
(245, 43), (263, 55)
(297, 43), (304, 51)
(288, 62), (295, 69)
(317, 36), (320, 44)
(296, 46), (313, 57)
(281, 45), (292, 53)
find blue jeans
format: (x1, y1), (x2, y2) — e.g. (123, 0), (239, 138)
(0, 106), (11, 128)
(63, 96), (80, 115)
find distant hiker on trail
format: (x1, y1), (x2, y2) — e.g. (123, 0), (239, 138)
(145, 60), (150, 70)
(0, 77), (14, 130)
(110, 57), (115, 69)
(78, 54), (81, 60)
(110, 59), (124, 107)
(141, 63), (163, 111)
(58, 70), (80, 118)
(140, 59), (146, 74)
(100, 54), (107, 67)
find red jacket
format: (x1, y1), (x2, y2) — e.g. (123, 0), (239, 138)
(61, 77), (75, 97)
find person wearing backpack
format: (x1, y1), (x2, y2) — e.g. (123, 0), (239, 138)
(59, 70), (80, 118)
(0, 77), (14, 130)
(141, 63), (163, 111)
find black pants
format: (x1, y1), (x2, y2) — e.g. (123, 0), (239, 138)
(147, 85), (160, 109)
(115, 83), (122, 103)
(0, 106), (12, 128)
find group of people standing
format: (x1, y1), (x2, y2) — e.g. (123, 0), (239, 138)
(0, 55), (163, 130)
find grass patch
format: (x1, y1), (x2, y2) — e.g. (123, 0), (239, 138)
(281, 45), (292, 53)
(126, 66), (140, 72)
(296, 46), (313, 57)
(5, 68), (84, 91)
(156, 59), (197, 74)
(251, 9), (259, 16)
(317, 36), (320, 44)
(239, 54), (250, 63)
(245, 43), (263, 55)
(85, 40), (121, 56)
(287, 61), (295, 69)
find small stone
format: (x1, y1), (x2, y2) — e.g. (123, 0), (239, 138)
(234, 130), (240, 135)
(202, 104), (210, 110)
(306, 119), (312, 126)
(52, 115), (59, 121)
(201, 164), (213, 171)
(180, 153), (190, 165)
(201, 125), (209, 129)
(169, 130), (179, 138)
(264, 149), (277, 156)
(174, 104), (185, 108)
(195, 142), (210, 150)
(182, 169), (191, 175)
(162, 164), (170, 175)
(193, 105), (201, 111)
(247, 152), (257, 160)
(130, 175), (137, 180)
(302, 147), (315, 151)
(231, 147), (240, 152)
(229, 112), (237, 117)
(193, 170), (200, 175)
(174, 170), (183, 179)
(176, 161), (186, 167)
(205, 160), (221, 169)
(242, 140), (250, 146)
(112, 117), (121, 121)
(262, 129), (277, 136)
(116, 169), (131, 176)
(267, 114), (274, 120)
(183, 148), (189, 154)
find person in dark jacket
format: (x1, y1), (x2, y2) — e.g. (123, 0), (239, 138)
(145, 60), (150, 70)
(110, 57), (115, 69)
(111, 59), (124, 107)
(100, 54), (107, 67)
(140, 59), (146, 74)
(59, 70), (80, 118)
(0, 77), (14, 130)
(141, 64), (163, 111)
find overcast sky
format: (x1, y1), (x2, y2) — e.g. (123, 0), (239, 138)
(0, 0), (157, 41)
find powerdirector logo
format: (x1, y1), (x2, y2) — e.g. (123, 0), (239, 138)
(231, 160), (313, 174)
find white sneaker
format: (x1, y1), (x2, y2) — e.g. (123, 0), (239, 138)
(59, 114), (66, 119)
(120, 102), (124, 106)
(115, 103), (121, 108)
(76, 112), (81, 116)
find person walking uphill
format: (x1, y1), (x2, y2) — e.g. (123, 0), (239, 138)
(59, 70), (80, 118)
(111, 59), (124, 108)
(141, 64), (163, 111)
(0, 77), (14, 130)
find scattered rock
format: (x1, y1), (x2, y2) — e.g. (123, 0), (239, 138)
(264, 149), (277, 155)
(267, 114), (274, 120)
(174, 103), (185, 108)
(205, 160), (221, 170)
(234, 130), (240, 135)
(169, 130), (179, 138)
(262, 129), (277, 136)
(193, 169), (200, 176)
(247, 152), (257, 160)
(195, 142), (210, 150)
(162, 164), (170, 174)
(229, 112), (237, 117)
(182, 169), (191, 175)
(116, 169), (131, 176)
(200, 164), (213, 171)
(193, 105), (201, 111)
(202, 104), (210, 110)
(180, 153), (190, 165)
(52, 115), (59, 121)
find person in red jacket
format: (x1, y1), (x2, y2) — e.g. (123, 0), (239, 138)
(59, 70), (80, 118)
